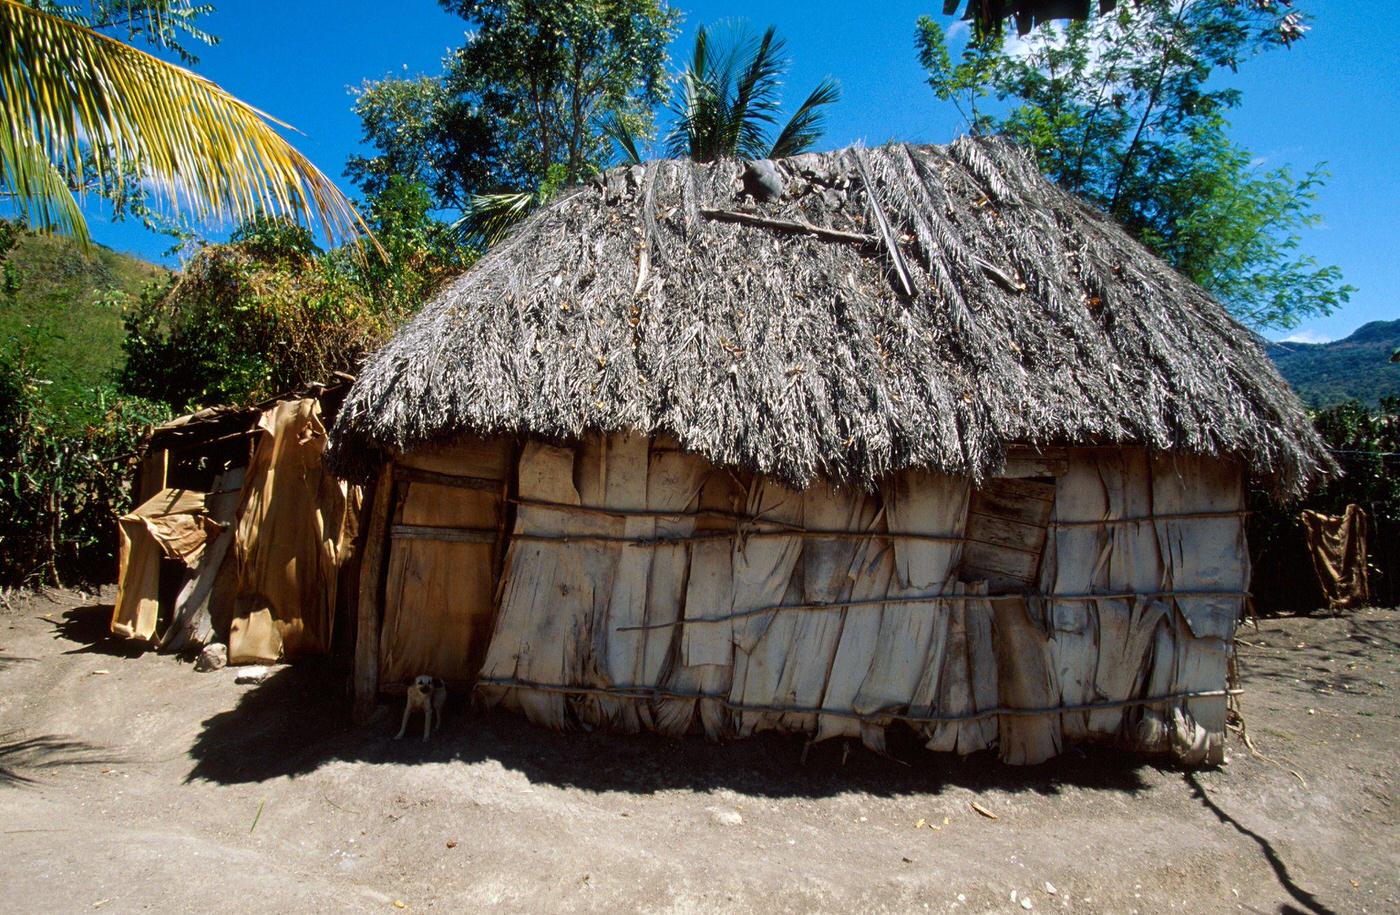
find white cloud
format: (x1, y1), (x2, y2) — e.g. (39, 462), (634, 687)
(1279, 329), (1332, 344)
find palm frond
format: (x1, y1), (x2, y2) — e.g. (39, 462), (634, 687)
(0, 122), (88, 246)
(728, 26), (786, 160)
(0, 0), (368, 247)
(456, 191), (535, 247)
(602, 112), (643, 166)
(668, 25), (723, 161)
(767, 77), (841, 160)
(666, 21), (837, 164)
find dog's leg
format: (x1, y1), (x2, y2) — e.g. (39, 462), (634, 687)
(433, 691), (446, 737)
(395, 702), (412, 740)
(422, 701), (432, 742)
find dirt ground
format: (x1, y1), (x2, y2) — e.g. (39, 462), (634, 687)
(0, 588), (1395, 914)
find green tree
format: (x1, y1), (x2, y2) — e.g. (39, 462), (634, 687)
(345, 74), (501, 215)
(347, 0), (680, 232)
(440, 0), (680, 186)
(916, 1), (1351, 330)
(942, 0), (1307, 44)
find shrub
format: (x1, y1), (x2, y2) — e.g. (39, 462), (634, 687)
(0, 348), (166, 587)
(119, 234), (388, 409)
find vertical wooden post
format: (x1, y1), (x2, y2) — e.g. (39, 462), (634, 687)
(138, 447), (168, 503)
(353, 463), (396, 724)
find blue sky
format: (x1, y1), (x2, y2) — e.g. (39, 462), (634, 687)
(80, 0), (1396, 343)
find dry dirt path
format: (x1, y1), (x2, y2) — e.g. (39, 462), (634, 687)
(1, 588), (1395, 914)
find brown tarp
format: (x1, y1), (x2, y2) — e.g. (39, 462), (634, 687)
(1300, 505), (1370, 612)
(111, 489), (223, 641)
(228, 397), (351, 664)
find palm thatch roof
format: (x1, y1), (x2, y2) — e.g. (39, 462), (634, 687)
(328, 137), (1328, 497)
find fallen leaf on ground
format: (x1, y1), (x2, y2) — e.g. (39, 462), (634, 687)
(970, 801), (999, 820)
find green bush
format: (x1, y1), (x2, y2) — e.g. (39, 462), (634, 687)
(0, 348), (166, 587)
(1, 200), (470, 588)
(121, 205), (471, 411)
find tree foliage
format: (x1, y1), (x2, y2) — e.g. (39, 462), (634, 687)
(26, 0), (219, 64)
(917, 0), (1350, 329)
(120, 201), (468, 412)
(441, 0), (679, 186)
(348, 0), (680, 217)
(943, 0), (1308, 44)
(345, 74), (500, 215)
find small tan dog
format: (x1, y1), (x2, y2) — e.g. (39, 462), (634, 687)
(395, 675), (447, 741)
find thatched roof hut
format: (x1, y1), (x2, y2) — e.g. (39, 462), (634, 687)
(330, 137), (1326, 495)
(330, 138), (1326, 767)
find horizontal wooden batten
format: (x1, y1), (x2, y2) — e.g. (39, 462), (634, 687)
(511, 497), (801, 529)
(391, 524), (498, 544)
(510, 528), (966, 546)
(961, 540), (1041, 581)
(476, 676), (1241, 726)
(394, 465), (503, 492)
(614, 588), (1250, 631)
(963, 510), (1047, 556)
(1050, 510), (1249, 528)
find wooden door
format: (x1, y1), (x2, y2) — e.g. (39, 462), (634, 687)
(377, 440), (512, 688)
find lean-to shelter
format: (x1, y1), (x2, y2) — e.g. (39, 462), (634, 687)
(112, 379), (361, 662)
(328, 138), (1329, 766)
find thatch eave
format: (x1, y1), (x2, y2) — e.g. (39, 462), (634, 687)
(328, 137), (1331, 498)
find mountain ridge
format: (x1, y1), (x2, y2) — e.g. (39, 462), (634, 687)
(1267, 319), (1400, 408)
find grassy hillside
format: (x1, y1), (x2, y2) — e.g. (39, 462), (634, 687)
(1267, 320), (1400, 409)
(0, 229), (169, 428)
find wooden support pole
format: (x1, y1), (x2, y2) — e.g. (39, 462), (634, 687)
(353, 463), (395, 724)
(700, 207), (876, 246)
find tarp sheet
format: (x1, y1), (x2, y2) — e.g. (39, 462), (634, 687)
(229, 397), (350, 663)
(111, 488), (223, 641)
(1300, 505), (1370, 612)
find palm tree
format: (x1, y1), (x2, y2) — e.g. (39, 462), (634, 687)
(0, 0), (365, 249)
(665, 23), (840, 163)
(474, 22), (839, 245)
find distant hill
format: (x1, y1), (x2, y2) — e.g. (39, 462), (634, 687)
(0, 230), (168, 428)
(1266, 320), (1400, 409)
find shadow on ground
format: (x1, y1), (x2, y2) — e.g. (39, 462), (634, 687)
(1185, 772), (1337, 915)
(51, 604), (149, 659)
(185, 662), (1161, 798)
(1, 732), (122, 787)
